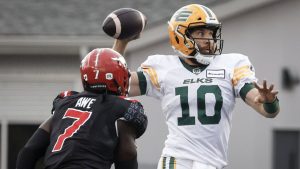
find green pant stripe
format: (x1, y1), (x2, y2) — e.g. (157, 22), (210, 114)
(162, 157), (167, 169)
(169, 157), (175, 169)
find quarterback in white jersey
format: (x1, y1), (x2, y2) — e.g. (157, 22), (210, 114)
(138, 53), (255, 168)
(112, 4), (280, 169)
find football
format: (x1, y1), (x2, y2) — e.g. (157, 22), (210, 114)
(102, 8), (147, 39)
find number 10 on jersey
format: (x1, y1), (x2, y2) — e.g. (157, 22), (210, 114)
(176, 85), (223, 125)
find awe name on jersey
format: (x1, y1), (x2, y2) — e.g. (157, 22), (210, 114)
(75, 97), (96, 109)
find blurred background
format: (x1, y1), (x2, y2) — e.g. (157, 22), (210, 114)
(0, 0), (300, 169)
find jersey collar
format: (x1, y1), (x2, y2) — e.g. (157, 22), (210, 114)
(179, 57), (208, 75)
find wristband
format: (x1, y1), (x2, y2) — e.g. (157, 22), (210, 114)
(263, 97), (279, 114)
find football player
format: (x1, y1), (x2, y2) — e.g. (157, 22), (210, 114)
(16, 48), (148, 169)
(112, 4), (279, 169)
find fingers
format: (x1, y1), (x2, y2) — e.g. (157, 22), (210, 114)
(263, 80), (267, 89)
(269, 84), (274, 92)
(253, 80), (279, 104)
(254, 80), (277, 92)
(253, 81), (262, 90)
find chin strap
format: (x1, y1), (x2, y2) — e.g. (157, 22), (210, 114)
(179, 52), (214, 65)
(194, 52), (215, 65)
(178, 39), (216, 65)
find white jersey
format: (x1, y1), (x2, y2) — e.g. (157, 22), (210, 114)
(138, 53), (257, 169)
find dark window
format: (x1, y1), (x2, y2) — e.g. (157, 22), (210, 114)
(8, 124), (43, 169)
(273, 130), (300, 169)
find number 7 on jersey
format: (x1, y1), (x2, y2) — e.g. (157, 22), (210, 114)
(52, 108), (92, 152)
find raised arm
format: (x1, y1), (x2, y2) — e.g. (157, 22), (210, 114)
(244, 80), (280, 118)
(112, 39), (130, 56)
(112, 39), (142, 97)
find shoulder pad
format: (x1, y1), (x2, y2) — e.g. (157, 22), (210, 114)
(58, 91), (79, 99)
(51, 91), (79, 115)
(124, 101), (147, 138)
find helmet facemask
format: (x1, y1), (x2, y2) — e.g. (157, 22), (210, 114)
(185, 23), (224, 65)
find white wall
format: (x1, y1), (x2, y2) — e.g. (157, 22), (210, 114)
(223, 0), (300, 169)
(0, 54), (80, 122)
(0, 53), (81, 169)
(126, 0), (300, 168)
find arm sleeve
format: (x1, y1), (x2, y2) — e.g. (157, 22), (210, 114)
(123, 101), (148, 138)
(16, 128), (50, 169)
(231, 54), (258, 98)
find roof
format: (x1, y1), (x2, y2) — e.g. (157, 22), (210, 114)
(0, 0), (221, 36)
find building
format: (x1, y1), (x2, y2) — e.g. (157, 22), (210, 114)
(0, 0), (299, 169)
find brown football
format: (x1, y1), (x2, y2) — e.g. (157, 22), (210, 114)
(102, 8), (147, 39)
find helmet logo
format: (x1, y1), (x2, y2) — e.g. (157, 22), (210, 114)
(185, 41), (191, 48)
(112, 56), (127, 68)
(83, 74), (88, 81)
(175, 10), (192, 22)
(106, 73), (113, 80)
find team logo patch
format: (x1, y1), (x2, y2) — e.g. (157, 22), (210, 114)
(106, 73), (113, 80)
(206, 69), (225, 78)
(192, 68), (202, 75)
(112, 56), (127, 68)
(175, 9), (192, 22)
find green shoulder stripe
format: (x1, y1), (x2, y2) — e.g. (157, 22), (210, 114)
(240, 83), (255, 101)
(137, 71), (147, 95)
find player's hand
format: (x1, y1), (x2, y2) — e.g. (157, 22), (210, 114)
(253, 80), (279, 104)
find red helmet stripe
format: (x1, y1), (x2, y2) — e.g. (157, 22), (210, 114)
(95, 49), (100, 67)
(86, 51), (91, 67)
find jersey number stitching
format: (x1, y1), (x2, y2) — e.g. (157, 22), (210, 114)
(176, 85), (223, 125)
(52, 108), (92, 152)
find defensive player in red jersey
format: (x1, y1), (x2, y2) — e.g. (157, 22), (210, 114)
(16, 48), (148, 169)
